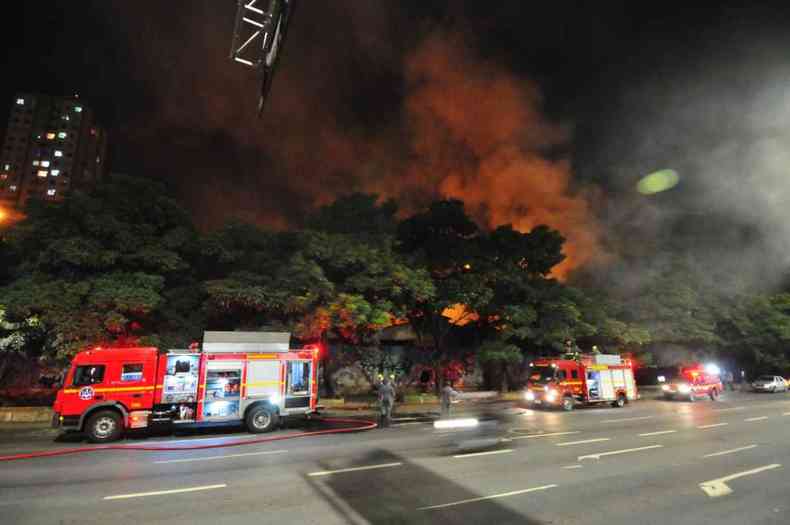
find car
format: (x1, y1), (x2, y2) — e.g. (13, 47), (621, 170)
(750, 375), (788, 393)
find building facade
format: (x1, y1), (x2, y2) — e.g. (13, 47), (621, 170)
(0, 94), (107, 208)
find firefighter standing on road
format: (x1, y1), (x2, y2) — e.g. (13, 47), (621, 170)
(377, 377), (396, 428)
(441, 382), (460, 418)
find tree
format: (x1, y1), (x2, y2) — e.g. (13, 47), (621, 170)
(0, 176), (201, 361)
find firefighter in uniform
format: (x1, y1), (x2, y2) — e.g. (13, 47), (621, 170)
(441, 382), (459, 418)
(377, 377), (396, 428)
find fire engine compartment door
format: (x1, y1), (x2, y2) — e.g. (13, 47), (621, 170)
(599, 370), (615, 400)
(285, 360), (312, 409)
(246, 360), (281, 399)
(624, 368), (637, 399)
(202, 362), (242, 420)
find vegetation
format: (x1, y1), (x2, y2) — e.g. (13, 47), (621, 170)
(1, 176), (788, 389)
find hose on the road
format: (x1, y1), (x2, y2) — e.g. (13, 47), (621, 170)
(0, 417), (377, 462)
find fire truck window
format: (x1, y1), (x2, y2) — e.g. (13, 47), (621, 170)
(121, 364), (144, 382)
(557, 370), (567, 380)
(288, 361), (310, 395)
(73, 365), (105, 386)
(571, 370), (579, 379)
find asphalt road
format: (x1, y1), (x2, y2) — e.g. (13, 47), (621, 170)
(2, 391), (790, 525)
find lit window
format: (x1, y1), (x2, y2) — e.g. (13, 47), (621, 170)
(46, 132), (56, 140)
(3, 164), (9, 171)
(96, 156), (101, 164)
(74, 106), (82, 113)
(41, 160), (50, 167)
(90, 128), (96, 136)
(16, 98), (24, 105)
(9, 185), (16, 192)
(37, 170), (48, 178)
(51, 169), (60, 176)
(47, 189), (56, 196)
(32, 160), (39, 166)
(54, 150), (63, 157)
(58, 132), (67, 139)
(61, 115), (70, 121)
(0, 174), (7, 180)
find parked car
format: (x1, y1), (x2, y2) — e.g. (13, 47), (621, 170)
(750, 375), (788, 393)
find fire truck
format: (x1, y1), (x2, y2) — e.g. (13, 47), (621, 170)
(52, 331), (321, 443)
(661, 363), (722, 401)
(524, 353), (638, 411)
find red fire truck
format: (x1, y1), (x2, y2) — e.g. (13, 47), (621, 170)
(661, 363), (723, 401)
(524, 353), (638, 411)
(52, 331), (321, 443)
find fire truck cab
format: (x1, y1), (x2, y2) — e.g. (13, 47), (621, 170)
(661, 363), (722, 401)
(52, 331), (321, 443)
(524, 353), (638, 411)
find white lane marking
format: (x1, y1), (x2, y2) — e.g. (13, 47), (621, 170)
(418, 484), (558, 510)
(562, 465), (583, 469)
(714, 406), (746, 412)
(699, 464), (782, 498)
(392, 417), (419, 421)
(698, 423), (728, 429)
(784, 412), (790, 416)
(638, 430), (677, 437)
(396, 421), (425, 426)
(509, 431), (580, 441)
(578, 444), (663, 461)
(104, 484), (227, 500)
(703, 445), (757, 458)
(600, 416), (653, 423)
(556, 438), (610, 447)
(453, 449), (513, 459)
(308, 462), (402, 477)
(744, 416), (769, 422)
(154, 449), (287, 464)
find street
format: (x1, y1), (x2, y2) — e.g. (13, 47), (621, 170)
(2, 391), (789, 525)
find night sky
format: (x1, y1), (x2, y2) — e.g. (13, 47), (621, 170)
(4, 2), (790, 281)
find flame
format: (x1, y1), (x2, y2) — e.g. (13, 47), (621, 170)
(442, 303), (478, 326)
(390, 33), (604, 279)
(0, 205), (25, 227)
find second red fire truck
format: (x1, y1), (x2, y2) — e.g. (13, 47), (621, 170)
(51, 331), (321, 443)
(661, 363), (723, 401)
(524, 353), (638, 411)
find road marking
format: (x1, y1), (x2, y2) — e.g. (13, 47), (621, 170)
(396, 421), (425, 426)
(698, 423), (728, 429)
(703, 445), (757, 458)
(714, 406), (746, 412)
(104, 484), (227, 500)
(418, 484), (558, 510)
(556, 438), (611, 447)
(392, 417), (419, 421)
(744, 416), (769, 422)
(154, 449), (287, 464)
(784, 412), (790, 416)
(308, 462), (402, 477)
(638, 430), (677, 437)
(509, 431), (580, 441)
(562, 465), (583, 469)
(578, 444), (663, 461)
(699, 464), (782, 498)
(600, 416), (653, 423)
(453, 449), (513, 459)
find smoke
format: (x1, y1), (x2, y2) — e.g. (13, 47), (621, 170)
(100, 2), (603, 275)
(394, 33), (603, 277)
(592, 25), (790, 292)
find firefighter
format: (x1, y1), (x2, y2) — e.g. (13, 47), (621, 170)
(441, 382), (460, 418)
(377, 377), (396, 428)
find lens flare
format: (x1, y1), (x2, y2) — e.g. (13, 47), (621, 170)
(637, 169), (679, 194)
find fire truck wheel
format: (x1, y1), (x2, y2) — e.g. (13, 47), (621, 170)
(246, 405), (279, 433)
(709, 388), (719, 401)
(561, 396), (574, 411)
(85, 410), (123, 443)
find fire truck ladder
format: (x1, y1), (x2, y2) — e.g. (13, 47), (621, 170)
(229, 0), (296, 117)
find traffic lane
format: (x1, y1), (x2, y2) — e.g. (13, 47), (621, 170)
(4, 415), (788, 525)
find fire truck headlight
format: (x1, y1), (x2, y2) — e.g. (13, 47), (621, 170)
(677, 383), (692, 394)
(705, 363), (720, 376)
(545, 389), (558, 402)
(661, 384), (671, 392)
(525, 390), (535, 401)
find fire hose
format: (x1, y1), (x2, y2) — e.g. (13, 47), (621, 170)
(0, 417), (377, 462)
